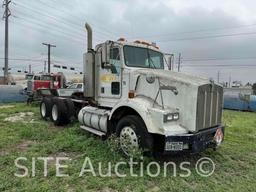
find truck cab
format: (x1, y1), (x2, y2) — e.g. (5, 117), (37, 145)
(27, 73), (65, 95)
(88, 39), (165, 107)
(76, 23), (225, 156)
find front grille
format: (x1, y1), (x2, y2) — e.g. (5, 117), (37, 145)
(196, 84), (223, 131)
(27, 81), (33, 92)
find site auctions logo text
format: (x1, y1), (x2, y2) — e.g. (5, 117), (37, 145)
(14, 156), (215, 178)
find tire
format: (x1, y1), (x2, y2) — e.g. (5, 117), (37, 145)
(40, 97), (52, 120)
(65, 99), (75, 119)
(116, 115), (153, 157)
(51, 99), (69, 126)
(71, 92), (84, 100)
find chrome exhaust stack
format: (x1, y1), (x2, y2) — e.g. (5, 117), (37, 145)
(85, 23), (93, 51)
(84, 23), (95, 100)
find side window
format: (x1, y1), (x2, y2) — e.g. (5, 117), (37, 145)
(68, 84), (76, 89)
(34, 76), (40, 80)
(109, 48), (121, 74)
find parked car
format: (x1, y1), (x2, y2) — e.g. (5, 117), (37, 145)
(55, 83), (84, 97)
(67, 83), (83, 92)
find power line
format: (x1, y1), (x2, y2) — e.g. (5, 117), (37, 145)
(0, 58), (83, 67)
(13, 3), (85, 34)
(12, 3), (90, 39)
(16, 0), (117, 39)
(12, 11), (86, 42)
(183, 64), (256, 67)
(183, 56), (256, 62)
(158, 31), (256, 42)
(0, 58), (45, 62)
(53, 60), (82, 65)
(133, 23), (256, 39)
(36, 0), (120, 37)
(11, 19), (85, 45)
(12, 3), (108, 43)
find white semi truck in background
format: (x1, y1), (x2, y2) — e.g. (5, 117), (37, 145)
(40, 23), (224, 156)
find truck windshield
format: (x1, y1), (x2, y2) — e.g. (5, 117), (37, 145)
(41, 75), (53, 81)
(26, 75), (33, 80)
(124, 45), (164, 69)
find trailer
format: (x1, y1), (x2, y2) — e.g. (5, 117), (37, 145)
(39, 23), (225, 156)
(224, 92), (256, 111)
(0, 85), (28, 103)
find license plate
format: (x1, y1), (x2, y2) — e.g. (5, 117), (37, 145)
(165, 142), (183, 151)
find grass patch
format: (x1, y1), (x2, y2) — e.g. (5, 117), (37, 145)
(0, 104), (255, 192)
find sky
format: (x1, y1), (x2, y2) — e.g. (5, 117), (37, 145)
(1, 0), (256, 84)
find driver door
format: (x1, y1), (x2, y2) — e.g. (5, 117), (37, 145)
(98, 46), (122, 99)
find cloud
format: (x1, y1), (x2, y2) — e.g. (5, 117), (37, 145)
(0, 0), (256, 83)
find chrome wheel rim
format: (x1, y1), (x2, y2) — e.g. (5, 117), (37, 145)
(41, 103), (46, 117)
(120, 126), (139, 156)
(52, 104), (58, 121)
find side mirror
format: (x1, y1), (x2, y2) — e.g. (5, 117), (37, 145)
(169, 54), (174, 71)
(101, 42), (110, 68)
(101, 42), (117, 74)
(164, 54), (174, 71)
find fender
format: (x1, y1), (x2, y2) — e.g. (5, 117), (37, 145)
(109, 97), (164, 135)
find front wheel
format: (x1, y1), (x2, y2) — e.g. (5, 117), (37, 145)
(116, 115), (153, 157)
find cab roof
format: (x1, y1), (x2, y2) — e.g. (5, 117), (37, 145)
(95, 39), (162, 53)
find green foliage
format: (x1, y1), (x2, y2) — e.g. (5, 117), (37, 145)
(252, 83), (256, 95)
(0, 104), (255, 192)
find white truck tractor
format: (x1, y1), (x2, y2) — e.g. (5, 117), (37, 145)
(40, 23), (225, 156)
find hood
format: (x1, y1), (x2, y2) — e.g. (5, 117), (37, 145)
(130, 68), (222, 132)
(133, 68), (212, 87)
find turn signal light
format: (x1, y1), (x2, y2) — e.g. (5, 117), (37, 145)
(128, 91), (135, 99)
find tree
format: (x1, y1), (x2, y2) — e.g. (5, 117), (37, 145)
(252, 83), (256, 95)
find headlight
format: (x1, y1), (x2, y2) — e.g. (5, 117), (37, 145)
(173, 113), (179, 120)
(164, 113), (179, 122)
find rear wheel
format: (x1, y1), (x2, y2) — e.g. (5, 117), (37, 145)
(65, 99), (75, 119)
(51, 99), (69, 126)
(116, 115), (153, 157)
(40, 102), (47, 119)
(40, 97), (52, 120)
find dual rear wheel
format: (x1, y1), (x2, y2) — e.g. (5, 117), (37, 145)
(40, 97), (75, 126)
(40, 99), (153, 156)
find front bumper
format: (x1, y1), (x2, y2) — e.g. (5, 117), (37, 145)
(164, 125), (225, 154)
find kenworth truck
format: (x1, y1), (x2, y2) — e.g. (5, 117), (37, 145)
(39, 23), (225, 156)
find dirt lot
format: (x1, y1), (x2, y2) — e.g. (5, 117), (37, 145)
(0, 103), (255, 192)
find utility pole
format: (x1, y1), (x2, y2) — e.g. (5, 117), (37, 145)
(168, 56), (172, 70)
(217, 71), (220, 83)
(42, 43), (56, 73)
(170, 54), (174, 71)
(229, 75), (231, 88)
(165, 53), (174, 71)
(29, 64), (31, 74)
(178, 53), (181, 72)
(2, 0), (11, 84)
(44, 60), (46, 73)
